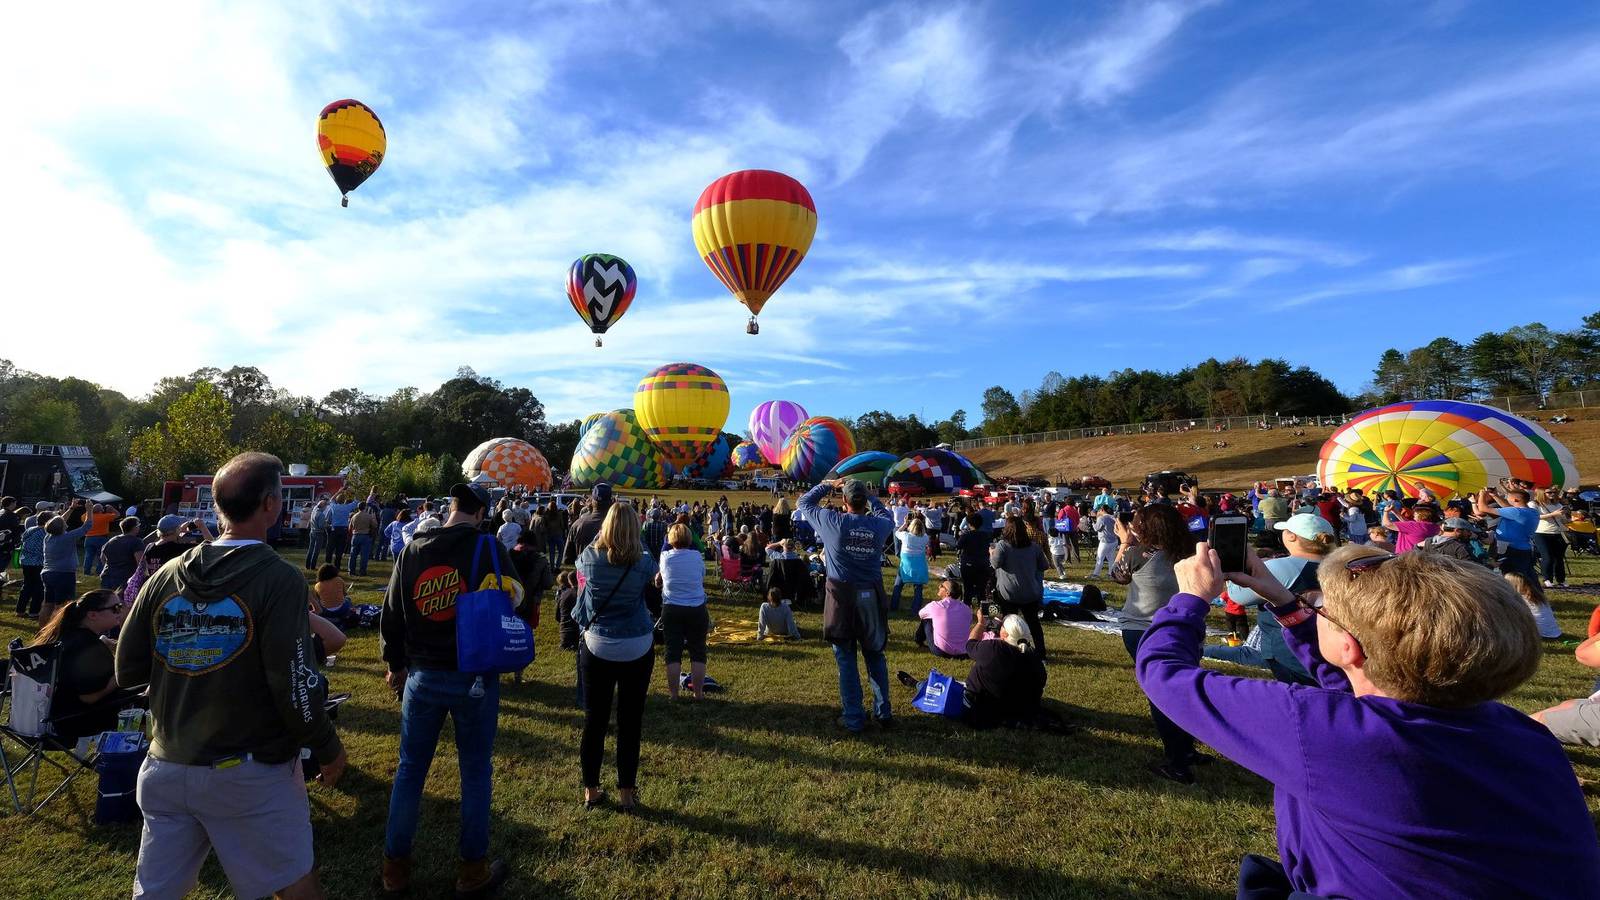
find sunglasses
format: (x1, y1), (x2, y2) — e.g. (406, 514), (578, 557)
(1294, 590), (1356, 638)
(92, 602), (125, 614)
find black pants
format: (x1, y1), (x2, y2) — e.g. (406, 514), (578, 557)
(959, 563), (991, 610)
(661, 604), (709, 665)
(15, 565), (43, 615)
(998, 600), (1045, 655)
(329, 529), (350, 570)
(1535, 532), (1567, 585)
(579, 643), (654, 789)
(1122, 628), (1196, 769)
(1225, 612), (1249, 640)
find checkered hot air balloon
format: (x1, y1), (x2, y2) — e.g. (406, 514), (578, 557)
(1317, 400), (1578, 498)
(633, 363), (730, 469)
(824, 451), (898, 489)
(569, 409), (670, 489)
(679, 432), (741, 481)
(884, 448), (989, 495)
(567, 254), (637, 347)
(732, 441), (766, 471)
(749, 400), (808, 467)
(317, 99), (385, 207)
(463, 438), (552, 491)
(579, 412), (606, 440)
(780, 417), (856, 484)
(691, 170), (817, 333)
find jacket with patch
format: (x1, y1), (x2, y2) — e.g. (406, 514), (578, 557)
(381, 523), (518, 673)
(116, 542), (341, 766)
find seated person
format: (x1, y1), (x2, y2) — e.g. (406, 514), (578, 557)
(757, 588), (800, 640)
(1140, 543), (1600, 898)
(915, 577), (974, 659)
(896, 613), (1047, 729)
(1568, 509), (1598, 553)
(1534, 632), (1600, 745)
(1504, 572), (1567, 640)
(29, 589), (138, 743)
(764, 539), (801, 562)
(311, 563), (355, 626)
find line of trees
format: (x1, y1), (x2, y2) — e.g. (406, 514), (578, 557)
(1371, 315), (1600, 403)
(0, 362), (581, 501)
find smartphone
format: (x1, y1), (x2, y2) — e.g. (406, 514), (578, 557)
(1209, 515), (1249, 573)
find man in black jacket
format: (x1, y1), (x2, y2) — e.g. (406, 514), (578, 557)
(379, 482), (515, 899)
(563, 483), (614, 568)
(1421, 517), (1491, 567)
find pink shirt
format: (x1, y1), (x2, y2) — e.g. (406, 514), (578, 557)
(1391, 520), (1440, 554)
(918, 598), (974, 657)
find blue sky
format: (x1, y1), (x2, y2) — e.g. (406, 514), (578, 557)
(5, 0), (1599, 432)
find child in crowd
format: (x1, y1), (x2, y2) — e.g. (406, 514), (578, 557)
(311, 563), (354, 627)
(1504, 572), (1567, 641)
(756, 587), (800, 640)
(553, 571), (582, 706)
(1048, 529), (1068, 578)
(1568, 509), (1598, 554)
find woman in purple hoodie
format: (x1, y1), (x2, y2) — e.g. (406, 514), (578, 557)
(1137, 541), (1600, 899)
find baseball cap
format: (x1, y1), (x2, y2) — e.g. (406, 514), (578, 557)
(1442, 516), (1478, 531)
(448, 483), (492, 514)
(1274, 513), (1334, 540)
(592, 483), (613, 505)
(840, 479), (870, 504)
(156, 514), (187, 534)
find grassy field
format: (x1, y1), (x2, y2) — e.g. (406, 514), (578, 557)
(3, 515), (1600, 898)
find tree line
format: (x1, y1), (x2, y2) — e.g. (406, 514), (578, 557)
(1371, 314), (1600, 403)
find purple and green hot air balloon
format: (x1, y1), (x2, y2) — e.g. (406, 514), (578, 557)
(823, 450), (898, 489)
(749, 399), (808, 466)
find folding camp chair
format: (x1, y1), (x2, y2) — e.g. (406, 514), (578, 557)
(0, 639), (101, 816)
(718, 547), (759, 599)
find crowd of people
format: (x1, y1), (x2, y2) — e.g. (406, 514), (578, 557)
(3, 457), (1600, 898)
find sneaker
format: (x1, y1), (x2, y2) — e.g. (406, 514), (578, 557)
(896, 671), (918, 689)
(1544, 580), (1555, 588)
(1147, 761), (1196, 785)
(835, 716), (864, 734)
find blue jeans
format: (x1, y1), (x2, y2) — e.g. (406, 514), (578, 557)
(384, 670), (500, 861)
(889, 579), (924, 612)
(304, 530), (326, 569)
(82, 535), (107, 575)
(832, 639), (891, 731)
(349, 534), (372, 575)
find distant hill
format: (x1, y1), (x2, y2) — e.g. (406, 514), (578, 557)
(963, 412), (1600, 491)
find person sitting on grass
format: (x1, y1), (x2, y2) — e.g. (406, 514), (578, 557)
(757, 587), (801, 640)
(1140, 542), (1600, 899)
(896, 612), (1046, 730)
(1533, 632), (1600, 746)
(311, 563), (355, 627)
(915, 577), (973, 659)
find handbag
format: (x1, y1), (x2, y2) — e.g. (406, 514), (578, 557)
(911, 668), (966, 719)
(455, 534), (535, 674)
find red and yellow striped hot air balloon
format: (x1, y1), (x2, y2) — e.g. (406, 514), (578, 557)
(691, 170), (817, 334)
(317, 99), (386, 207)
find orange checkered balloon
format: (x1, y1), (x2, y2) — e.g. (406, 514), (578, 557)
(463, 438), (552, 491)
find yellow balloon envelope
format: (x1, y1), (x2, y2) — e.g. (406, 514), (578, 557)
(691, 170), (816, 318)
(632, 363), (730, 468)
(317, 99), (385, 207)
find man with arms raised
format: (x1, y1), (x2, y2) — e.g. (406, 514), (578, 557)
(118, 452), (345, 900)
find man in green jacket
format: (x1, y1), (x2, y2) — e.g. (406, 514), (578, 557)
(118, 452), (344, 900)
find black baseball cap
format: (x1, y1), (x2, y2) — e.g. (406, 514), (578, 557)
(449, 483), (492, 514)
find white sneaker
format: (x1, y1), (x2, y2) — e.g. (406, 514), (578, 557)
(1543, 580), (1555, 588)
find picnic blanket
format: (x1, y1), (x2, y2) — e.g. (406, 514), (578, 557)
(1042, 581), (1230, 637)
(703, 618), (798, 644)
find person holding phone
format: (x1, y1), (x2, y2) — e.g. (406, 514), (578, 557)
(1136, 542), (1600, 899)
(1205, 514), (1331, 686)
(1114, 504), (1201, 783)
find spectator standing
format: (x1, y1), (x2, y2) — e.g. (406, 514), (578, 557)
(82, 503), (117, 576)
(303, 498), (329, 570)
(798, 479), (896, 734)
(990, 516), (1050, 655)
(954, 512), (992, 610)
(324, 492), (358, 571)
(1475, 486), (1539, 581)
(99, 517), (145, 592)
(348, 501), (375, 576)
(564, 484), (614, 568)
(657, 523), (709, 700)
(1533, 488), (1569, 588)
(40, 501), (92, 625)
(379, 482), (511, 897)
(0, 496), (20, 604)
(14, 510), (49, 618)
(117, 452), (344, 900)
(1089, 505), (1119, 579)
(890, 514), (930, 612)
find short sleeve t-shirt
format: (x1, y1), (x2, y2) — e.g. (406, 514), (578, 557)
(1392, 520), (1441, 554)
(100, 534), (142, 575)
(1495, 506), (1540, 551)
(660, 548), (708, 607)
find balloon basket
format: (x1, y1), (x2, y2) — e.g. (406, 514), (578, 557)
(595, 337), (603, 347)
(340, 195), (348, 208)
(746, 317), (759, 335)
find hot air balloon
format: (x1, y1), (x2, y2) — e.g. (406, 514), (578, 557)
(1317, 400), (1578, 498)
(569, 409), (670, 489)
(579, 412), (607, 440)
(463, 438), (552, 491)
(749, 400), (808, 467)
(780, 416), (856, 484)
(884, 448), (989, 495)
(824, 450), (899, 488)
(732, 441), (766, 471)
(679, 432), (741, 481)
(567, 253), (637, 347)
(633, 363), (730, 469)
(691, 170), (817, 334)
(317, 99), (385, 207)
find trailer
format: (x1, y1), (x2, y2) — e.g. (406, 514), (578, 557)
(162, 471), (346, 534)
(0, 444), (118, 507)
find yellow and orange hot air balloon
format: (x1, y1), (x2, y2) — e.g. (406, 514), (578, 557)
(691, 169), (816, 333)
(632, 363), (730, 469)
(317, 99), (386, 207)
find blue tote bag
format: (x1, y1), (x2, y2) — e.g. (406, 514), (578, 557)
(456, 534), (535, 674)
(911, 668), (966, 719)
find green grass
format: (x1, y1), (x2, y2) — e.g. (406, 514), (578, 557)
(3, 532), (1600, 898)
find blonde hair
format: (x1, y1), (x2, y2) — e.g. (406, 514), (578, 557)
(1503, 571), (1549, 609)
(1320, 544), (1539, 707)
(906, 514), (926, 536)
(1000, 614), (1033, 652)
(1285, 530), (1335, 556)
(774, 497), (791, 514)
(594, 502), (642, 567)
(667, 523), (693, 549)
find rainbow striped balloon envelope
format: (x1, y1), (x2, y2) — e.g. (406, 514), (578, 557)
(780, 416), (856, 484)
(569, 409), (670, 490)
(824, 451), (899, 488)
(633, 363), (730, 469)
(1317, 400), (1578, 498)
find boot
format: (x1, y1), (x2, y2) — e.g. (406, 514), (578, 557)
(379, 855), (411, 897)
(455, 857), (507, 899)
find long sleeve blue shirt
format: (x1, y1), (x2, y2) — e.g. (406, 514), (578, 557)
(796, 484), (894, 584)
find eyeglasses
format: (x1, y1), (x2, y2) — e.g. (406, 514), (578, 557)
(1293, 590), (1357, 638)
(92, 602), (125, 614)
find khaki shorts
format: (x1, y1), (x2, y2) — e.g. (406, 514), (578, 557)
(133, 755), (313, 899)
(1541, 699), (1600, 747)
